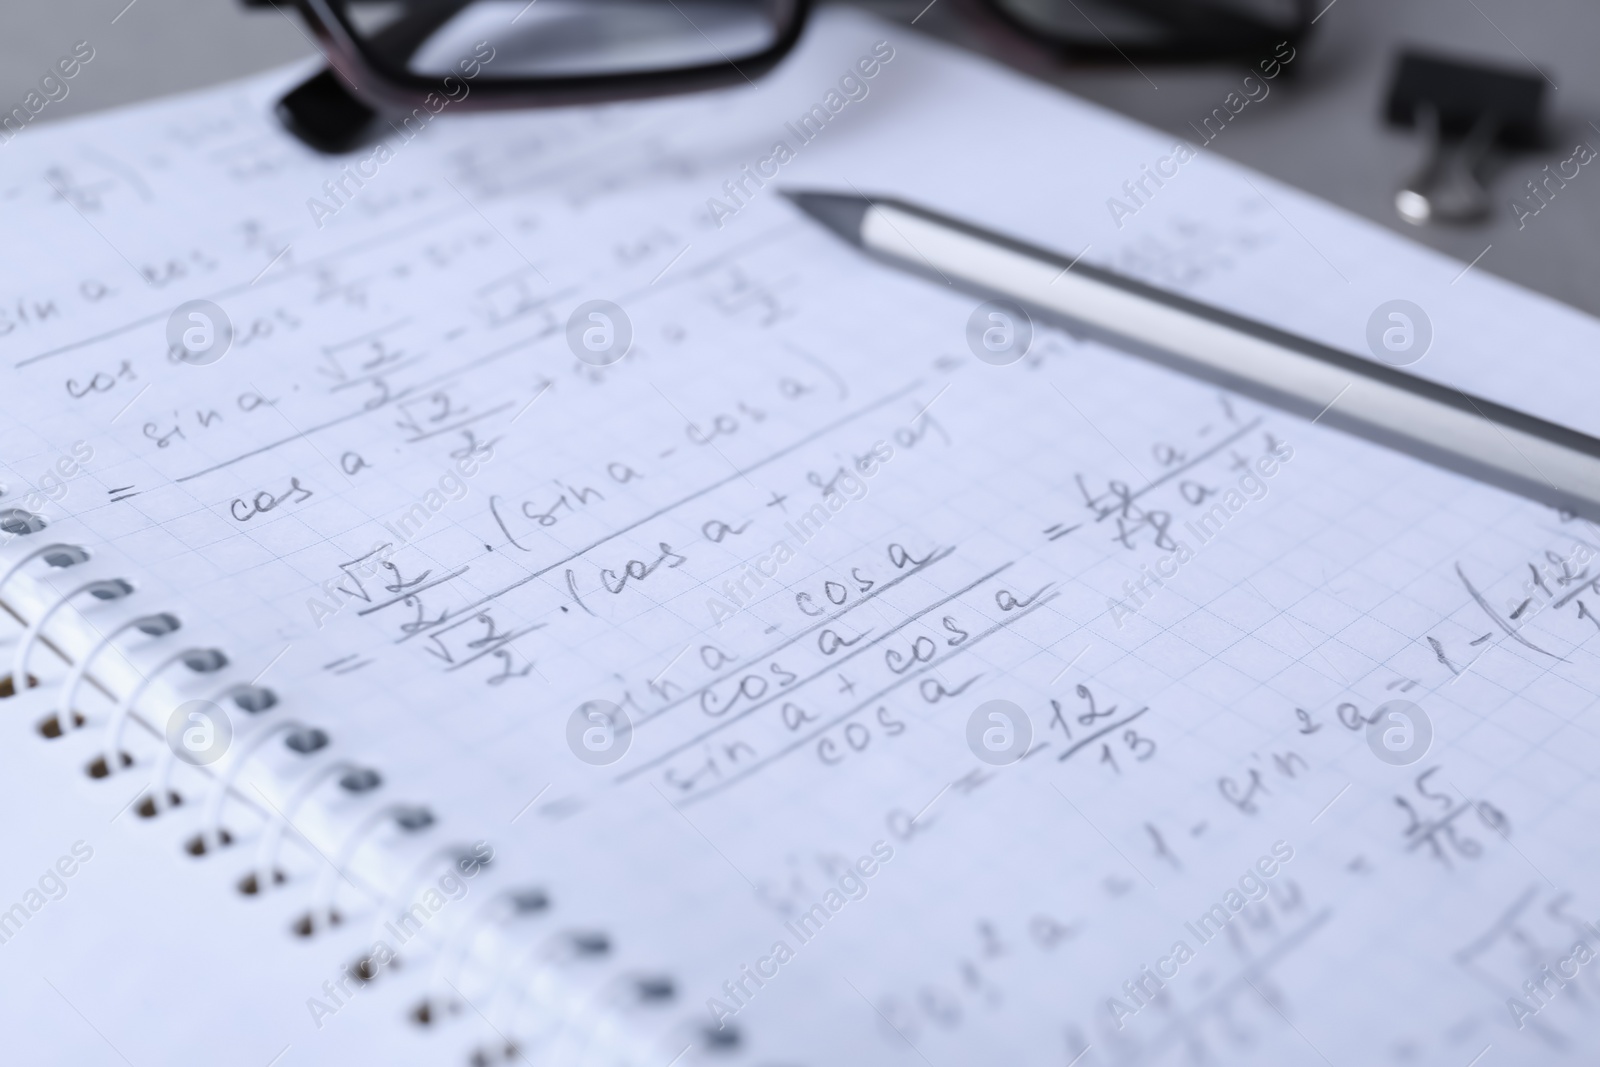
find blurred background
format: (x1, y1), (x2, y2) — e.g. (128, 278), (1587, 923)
(6, 0), (1596, 314)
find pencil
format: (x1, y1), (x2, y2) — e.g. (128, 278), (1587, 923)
(784, 189), (1600, 521)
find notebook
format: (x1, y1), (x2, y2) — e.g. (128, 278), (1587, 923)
(2, 8), (1598, 1065)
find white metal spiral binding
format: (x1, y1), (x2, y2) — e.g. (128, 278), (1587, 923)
(422, 885), (551, 1022)
(308, 802), (435, 929)
(0, 537), (87, 596)
(50, 610), (181, 736)
(0, 509), (719, 1066)
(250, 757), (373, 898)
(142, 680), (280, 818)
(93, 643), (228, 777)
(11, 576), (135, 689)
(191, 717), (316, 855)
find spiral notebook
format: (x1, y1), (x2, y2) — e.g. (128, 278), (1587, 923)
(3, 8), (1600, 1066)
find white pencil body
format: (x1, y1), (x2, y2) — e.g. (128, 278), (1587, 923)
(859, 201), (1600, 518)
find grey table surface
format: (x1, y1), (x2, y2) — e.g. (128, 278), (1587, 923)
(5, 0), (1597, 315)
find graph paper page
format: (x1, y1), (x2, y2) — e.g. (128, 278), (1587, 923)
(1, 9), (1598, 1066)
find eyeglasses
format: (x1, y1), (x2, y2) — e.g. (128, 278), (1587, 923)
(251, 0), (809, 152)
(991, 0), (1315, 63)
(252, 0), (1313, 153)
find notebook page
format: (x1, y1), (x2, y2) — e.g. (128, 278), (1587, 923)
(2, 8), (1599, 1066)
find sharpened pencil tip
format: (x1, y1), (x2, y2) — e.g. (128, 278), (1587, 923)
(779, 189), (872, 247)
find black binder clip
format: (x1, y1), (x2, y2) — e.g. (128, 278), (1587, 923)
(1384, 49), (1547, 225)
